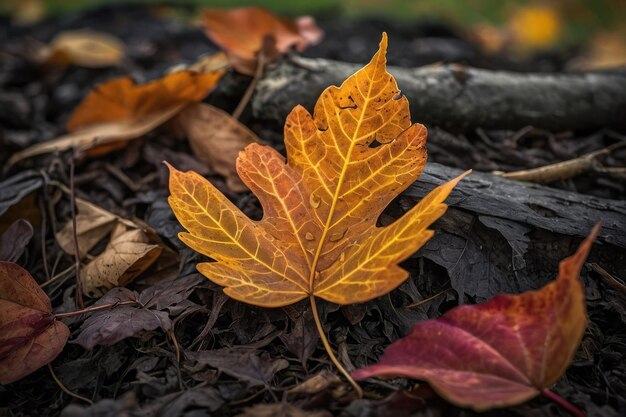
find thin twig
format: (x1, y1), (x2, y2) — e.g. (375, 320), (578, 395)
(48, 364), (93, 405)
(40, 264), (75, 289)
(69, 154), (84, 308)
(590, 263), (626, 299)
(231, 49), (266, 120)
(495, 141), (626, 184)
(406, 288), (453, 309)
(38, 195), (50, 281)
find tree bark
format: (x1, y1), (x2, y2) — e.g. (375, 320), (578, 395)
(252, 56), (626, 132)
(402, 163), (626, 300)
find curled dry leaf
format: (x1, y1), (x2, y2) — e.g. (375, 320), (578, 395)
(167, 34), (469, 308)
(203, 6), (323, 75)
(174, 103), (261, 192)
(8, 69), (225, 166)
(43, 30), (126, 68)
(352, 225), (599, 413)
(55, 199), (123, 258)
(0, 261), (69, 384)
(81, 223), (162, 298)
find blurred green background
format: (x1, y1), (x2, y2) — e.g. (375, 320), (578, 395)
(3, 0), (625, 53)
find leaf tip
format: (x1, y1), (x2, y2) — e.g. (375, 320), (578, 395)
(380, 32), (388, 50)
(163, 160), (178, 175)
(449, 169), (472, 188)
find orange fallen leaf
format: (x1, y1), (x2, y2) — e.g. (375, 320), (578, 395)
(0, 261), (69, 384)
(203, 6), (323, 75)
(352, 225), (599, 416)
(167, 34), (468, 394)
(8, 69), (224, 166)
(174, 103), (261, 192)
(66, 70), (223, 131)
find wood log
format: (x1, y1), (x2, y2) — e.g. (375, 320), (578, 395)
(402, 163), (626, 300)
(252, 56), (626, 132)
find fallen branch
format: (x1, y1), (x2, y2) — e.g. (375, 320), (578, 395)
(411, 163), (626, 248)
(403, 163), (626, 300)
(252, 56), (626, 132)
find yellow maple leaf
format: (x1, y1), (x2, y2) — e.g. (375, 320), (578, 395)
(167, 34), (469, 395)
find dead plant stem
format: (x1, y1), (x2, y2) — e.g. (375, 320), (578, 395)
(54, 300), (141, 319)
(232, 51), (266, 120)
(48, 364), (93, 405)
(69, 155), (84, 308)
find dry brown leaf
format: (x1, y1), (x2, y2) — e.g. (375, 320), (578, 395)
(41, 30), (126, 68)
(8, 105), (183, 167)
(55, 199), (134, 258)
(8, 69), (224, 166)
(81, 223), (162, 298)
(203, 6), (323, 75)
(574, 31), (626, 70)
(236, 403), (331, 417)
(175, 103), (261, 192)
(187, 51), (232, 73)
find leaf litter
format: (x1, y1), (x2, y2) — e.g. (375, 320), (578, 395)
(0, 5), (624, 417)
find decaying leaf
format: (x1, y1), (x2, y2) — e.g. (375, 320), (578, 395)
(203, 6), (323, 75)
(81, 223), (162, 298)
(167, 34), (468, 308)
(8, 69), (224, 166)
(74, 274), (203, 349)
(287, 370), (344, 397)
(236, 403), (332, 417)
(187, 348), (289, 387)
(43, 30), (126, 68)
(174, 103), (261, 192)
(0, 261), (69, 384)
(0, 170), (42, 221)
(0, 219), (33, 262)
(352, 225), (599, 412)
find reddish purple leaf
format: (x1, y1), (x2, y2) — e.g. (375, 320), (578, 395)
(352, 226), (598, 412)
(0, 261), (69, 384)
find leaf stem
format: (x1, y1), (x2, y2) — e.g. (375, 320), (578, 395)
(309, 295), (363, 398)
(541, 388), (585, 417)
(53, 300), (141, 319)
(48, 363), (93, 405)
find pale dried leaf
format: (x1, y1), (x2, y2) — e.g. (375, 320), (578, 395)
(47, 30), (126, 68)
(81, 223), (162, 298)
(55, 199), (120, 258)
(8, 104), (184, 167)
